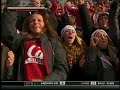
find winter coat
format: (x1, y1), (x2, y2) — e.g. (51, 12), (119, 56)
(1, 4), (68, 81)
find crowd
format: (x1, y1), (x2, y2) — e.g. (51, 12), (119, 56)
(1, 0), (120, 81)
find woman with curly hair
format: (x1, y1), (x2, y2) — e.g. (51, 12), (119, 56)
(61, 25), (87, 81)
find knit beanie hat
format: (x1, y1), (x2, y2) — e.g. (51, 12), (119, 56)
(91, 29), (113, 46)
(61, 25), (82, 45)
(91, 29), (108, 39)
(61, 25), (76, 37)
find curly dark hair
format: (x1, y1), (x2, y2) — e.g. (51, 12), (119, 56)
(22, 11), (61, 41)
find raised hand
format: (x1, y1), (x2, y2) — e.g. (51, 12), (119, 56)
(6, 51), (15, 67)
(90, 36), (100, 47)
(79, 54), (85, 68)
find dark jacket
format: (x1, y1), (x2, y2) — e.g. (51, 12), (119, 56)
(1, 3), (68, 81)
(14, 34), (68, 81)
(78, 4), (93, 46)
(109, 0), (120, 79)
(109, 0), (120, 56)
(67, 62), (85, 81)
(83, 47), (118, 81)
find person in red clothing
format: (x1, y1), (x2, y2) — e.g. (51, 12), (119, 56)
(50, 0), (65, 19)
(65, 0), (84, 27)
(2, 0), (68, 81)
(23, 14), (48, 81)
(84, 0), (94, 18)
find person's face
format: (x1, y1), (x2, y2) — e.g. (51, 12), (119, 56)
(85, 1), (90, 9)
(48, 3), (52, 8)
(96, 31), (108, 49)
(95, 5), (102, 12)
(74, 0), (79, 5)
(98, 15), (108, 29)
(30, 0), (42, 7)
(29, 14), (45, 35)
(63, 29), (76, 45)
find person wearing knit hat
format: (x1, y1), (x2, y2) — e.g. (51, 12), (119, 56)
(90, 29), (113, 49)
(91, 29), (107, 39)
(61, 25), (87, 81)
(61, 25), (76, 37)
(84, 29), (119, 81)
